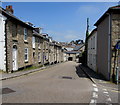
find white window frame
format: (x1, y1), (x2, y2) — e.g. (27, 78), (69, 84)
(38, 38), (41, 49)
(32, 36), (35, 48)
(24, 28), (27, 41)
(38, 52), (41, 62)
(24, 48), (28, 62)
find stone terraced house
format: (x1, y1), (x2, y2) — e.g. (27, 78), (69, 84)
(0, 5), (66, 73)
(0, 6), (34, 73)
(32, 27), (45, 67)
(42, 33), (50, 65)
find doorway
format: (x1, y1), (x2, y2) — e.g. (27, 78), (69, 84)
(68, 57), (73, 61)
(12, 45), (18, 71)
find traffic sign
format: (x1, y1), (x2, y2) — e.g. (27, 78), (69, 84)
(116, 41), (120, 50)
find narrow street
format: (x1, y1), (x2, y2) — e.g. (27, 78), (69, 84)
(2, 61), (119, 104)
(1, 3), (120, 105)
(2, 61), (92, 103)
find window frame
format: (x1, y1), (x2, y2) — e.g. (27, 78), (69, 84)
(38, 52), (41, 62)
(24, 48), (28, 62)
(38, 38), (41, 49)
(24, 28), (28, 41)
(32, 36), (35, 48)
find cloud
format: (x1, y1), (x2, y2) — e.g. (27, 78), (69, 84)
(46, 30), (83, 42)
(64, 35), (79, 40)
(76, 5), (100, 16)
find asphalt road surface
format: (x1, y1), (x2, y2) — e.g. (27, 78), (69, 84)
(2, 61), (119, 104)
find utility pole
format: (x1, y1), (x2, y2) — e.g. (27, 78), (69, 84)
(86, 18), (89, 38)
(83, 18), (89, 65)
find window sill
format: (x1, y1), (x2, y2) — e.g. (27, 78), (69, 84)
(25, 60), (28, 63)
(12, 39), (18, 42)
(24, 40), (28, 44)
(33, 48), (35, 50)
(38, 62), (41, 64)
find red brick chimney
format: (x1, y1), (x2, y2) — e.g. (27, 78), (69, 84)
(6, 5), (14, 14)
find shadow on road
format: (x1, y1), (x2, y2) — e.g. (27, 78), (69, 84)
(75, 65), (87, 78)
(79, 64), (106, 81)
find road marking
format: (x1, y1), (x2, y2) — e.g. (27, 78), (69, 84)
(93, 87), (98, 92)
(103, 89), (107, 91)
(106, 97), (112, 102)
(103, 88), (112, 104)
(90, 84), (98, 104)
(93, 92), (98, 98)
(98, 84), (120, 93)
(103, 91), (109, 94)
(105, 94), (110, 97)
(90, 99), (97, 104)
(92, 84), (97, 87)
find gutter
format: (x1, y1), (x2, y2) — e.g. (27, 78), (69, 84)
(107, 13), (112, 80)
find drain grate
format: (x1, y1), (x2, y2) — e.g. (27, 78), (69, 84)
(2, 87), (15, 94)
(61, 76), (73, 80)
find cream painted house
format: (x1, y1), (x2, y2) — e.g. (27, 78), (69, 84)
(87, 28), (97, 72)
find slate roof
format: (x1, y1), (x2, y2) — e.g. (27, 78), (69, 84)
(65, 51), (81, 54)
(73, 44), (84, 51)
(33, 30), (45, 39)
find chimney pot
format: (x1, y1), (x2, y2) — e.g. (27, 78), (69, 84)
(6, 5), (14, 14)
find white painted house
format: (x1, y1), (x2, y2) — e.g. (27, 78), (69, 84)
(87, 28), (97, 72)
(0, 13), (7, 71)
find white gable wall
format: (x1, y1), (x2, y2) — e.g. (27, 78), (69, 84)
(0, 14), (7, 71)
(87, 31), (97, 72)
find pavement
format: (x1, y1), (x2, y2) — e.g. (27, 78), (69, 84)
(79, 64), (119, 92)
(0, 63), (62, 81)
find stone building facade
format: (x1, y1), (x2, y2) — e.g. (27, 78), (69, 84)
(49, 41), (63, 64)
(94, 5), (120, 80)
(0, 6), (33, 72)
(32, 29), (44, 67)
(49, 42), (55, 65)
(42, 34), (50, 65)
(0, 6), (65, 73)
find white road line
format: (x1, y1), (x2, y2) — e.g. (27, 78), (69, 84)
(106, 97), (112, 102)
(93, 92), (98, 98)
(90, 99), (97, 103)
(103, 88), (112, 104)
(93, 87), (98, 92)
(103, 88), (107, 91)
(92, 84), (97, 87)
(103, 91), (109, 94)
(90, 84), (98, 104)
(105, 94), (110, 97)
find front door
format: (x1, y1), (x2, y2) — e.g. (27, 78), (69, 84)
(13, 45), (18, 71)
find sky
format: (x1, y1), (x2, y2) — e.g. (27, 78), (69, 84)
(2, 2), (118, 42)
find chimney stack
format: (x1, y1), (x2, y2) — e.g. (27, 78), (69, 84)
(34, 27), (42, 34)
(6, 5), (14, 14)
